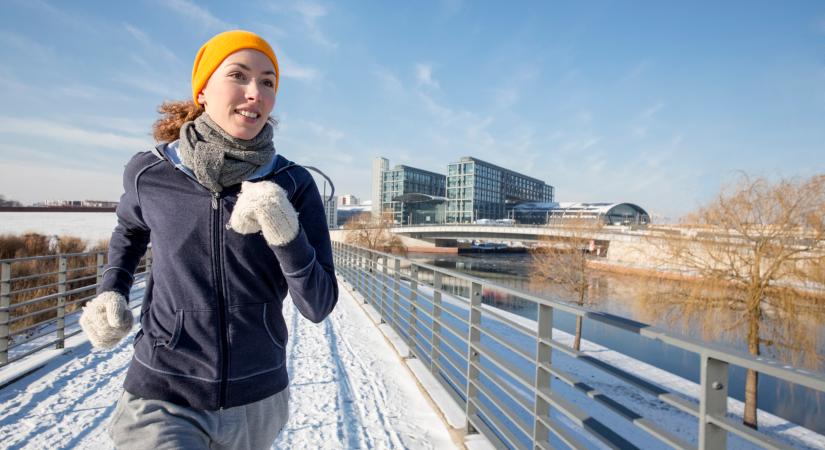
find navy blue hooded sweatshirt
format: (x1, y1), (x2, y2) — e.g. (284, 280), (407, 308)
(99, 143), (338, 410)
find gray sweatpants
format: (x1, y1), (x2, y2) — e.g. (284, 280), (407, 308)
(108, 388), (290, 450)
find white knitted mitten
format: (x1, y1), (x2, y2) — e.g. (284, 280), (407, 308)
(79, 291), (133, 349)
(228, 181), (300, 246)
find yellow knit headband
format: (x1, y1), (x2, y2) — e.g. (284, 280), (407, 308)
(191, 30), (280, 105)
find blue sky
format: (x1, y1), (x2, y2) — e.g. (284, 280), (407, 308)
(0, 0), (823, 219)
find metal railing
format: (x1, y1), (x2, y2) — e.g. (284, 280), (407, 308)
(0, 250), (151, 367)
(332, 242), (825, 450)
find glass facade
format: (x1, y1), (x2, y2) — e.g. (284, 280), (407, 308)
(380, 165), (446, 224)
(446, 157), (555, 223)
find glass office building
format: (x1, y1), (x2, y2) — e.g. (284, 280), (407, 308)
(446, 157), (554, 223)
(381, 165), (446, 225)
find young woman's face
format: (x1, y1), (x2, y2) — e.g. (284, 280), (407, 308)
(197, 49), (277, 140)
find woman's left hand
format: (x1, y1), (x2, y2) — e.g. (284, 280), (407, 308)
(228, 181), (300, 246)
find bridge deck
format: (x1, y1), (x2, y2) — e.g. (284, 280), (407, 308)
(0, 283), (458, 449)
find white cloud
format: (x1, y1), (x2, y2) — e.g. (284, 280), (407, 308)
(492, 87), (519, 109)
(117, 74), (186, 100)
(54, 84), (135, 103)
(293, 1), (337, 48)
(415, 63), (440, 89)
(124, 23), (180, 64)
(622, 61), (650, 83)
(372, 68), (404, 96)
(0, 31), (54, 63)
(279, 55), (322, 82)
(267, 1), (337, 49)
(160, 0), (232, 30)
(254, 23), (287, 39)
(640, 102), (664, 119)
(0, 117), (150, 150)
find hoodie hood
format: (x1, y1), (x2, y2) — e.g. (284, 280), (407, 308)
(152, 140), (333, 201)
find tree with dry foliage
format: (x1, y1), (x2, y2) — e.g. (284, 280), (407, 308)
(0, 195), (22, 207)
(343, 212), (404, 253)
(646, 174), (825, 430)
(529, 220), (605, 351)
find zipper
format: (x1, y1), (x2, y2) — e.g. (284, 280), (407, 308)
(211, 191), (230, 408)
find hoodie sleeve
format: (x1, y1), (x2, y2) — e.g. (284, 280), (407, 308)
(268, 169), (338, 323)
(98, 153), (152, 298)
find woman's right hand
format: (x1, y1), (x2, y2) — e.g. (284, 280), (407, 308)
(79, 291), (133, 349)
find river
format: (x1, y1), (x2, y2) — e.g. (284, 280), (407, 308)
(407, 251), (825, 435)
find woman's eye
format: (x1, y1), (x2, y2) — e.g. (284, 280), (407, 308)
(229, 72), (245, 80)
(263, 79), (275, 88)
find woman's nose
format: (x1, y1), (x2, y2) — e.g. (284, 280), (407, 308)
(245, 81), (260, 101)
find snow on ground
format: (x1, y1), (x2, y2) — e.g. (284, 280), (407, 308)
(0, 212), (116, 244)
(0, 282), (456, 449)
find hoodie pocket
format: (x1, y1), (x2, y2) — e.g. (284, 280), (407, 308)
(149, 309), (221, 381)
(227, 302), (286, 380)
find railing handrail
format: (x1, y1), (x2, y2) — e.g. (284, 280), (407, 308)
(344, 243), (825, 392)
(0, 249), (151, 367)
(333, 241), (823, 449)
(0, 250), (105, 264)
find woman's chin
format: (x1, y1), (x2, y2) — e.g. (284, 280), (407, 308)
(226, 124), (262, 140)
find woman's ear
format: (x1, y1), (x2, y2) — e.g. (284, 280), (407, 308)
(197, 92), (206, 105)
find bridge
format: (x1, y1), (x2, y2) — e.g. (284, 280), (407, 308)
(1, 246), (825, 449)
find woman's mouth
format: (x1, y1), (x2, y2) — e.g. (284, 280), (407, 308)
(236, 109), (260, 123)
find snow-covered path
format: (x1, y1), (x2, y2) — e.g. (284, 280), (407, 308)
(0, 284), (456, 449)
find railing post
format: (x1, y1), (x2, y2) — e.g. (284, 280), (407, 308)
(392, 258), (401, 331)
(0, 262), (11, 366)
(95, 251), (105, 288)
(352, 247), (361, 298)
(341, 245), (347, 278)
(406, 264), (419, 358)
(699, 356), (729, 450)
(347, 246), (354, 283)
(358, 249), (366, 300)
(532, 303), (554, 446)
(465, 281), (482, 434)
(55, 255), (67, 350)
(366, 252), (374, 305)
(380, 255), (388, 324)
(348, 246), (354, 282)
(430, 271), (443, 372)
(359, 248), (366, 302)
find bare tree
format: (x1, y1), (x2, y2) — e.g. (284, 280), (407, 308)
(529, 219), (605, 351)
(0, 195), (22, 207)
(647, 174), (825, 429)
(344, 212), (404, 253)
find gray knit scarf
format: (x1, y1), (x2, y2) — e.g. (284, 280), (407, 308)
(178, 113), (275, 193)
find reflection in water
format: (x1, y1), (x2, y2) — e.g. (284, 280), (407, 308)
(407, 252), (825, 434)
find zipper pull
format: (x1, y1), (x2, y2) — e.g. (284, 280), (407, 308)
(212, 192), (219, 210)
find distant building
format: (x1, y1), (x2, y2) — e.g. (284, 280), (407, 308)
(82, 200), (119, 208)
(446, 157), (554, 223)
(511, 202), (650, 226)
(371, 157), (388, 219)
(324, 196), (338, 229)
(379, 161), (446, 225)
(41, 200), (118, 208)
(338, 194), (360, 206)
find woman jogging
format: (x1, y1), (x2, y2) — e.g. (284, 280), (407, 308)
(79, 29), (338, 449)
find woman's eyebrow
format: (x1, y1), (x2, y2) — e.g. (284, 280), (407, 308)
(225, 62), (276, 76)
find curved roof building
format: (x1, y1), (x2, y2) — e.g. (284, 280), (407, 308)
(512, 202), (650, 226)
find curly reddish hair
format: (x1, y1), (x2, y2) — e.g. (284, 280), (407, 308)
(152, 100), (205, 143)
